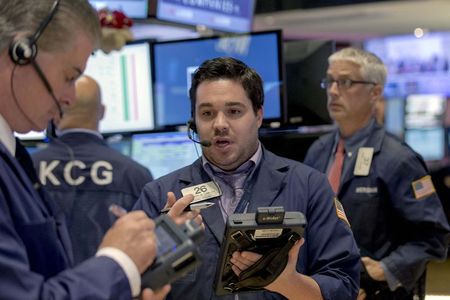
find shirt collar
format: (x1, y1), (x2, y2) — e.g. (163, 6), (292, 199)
(0, 114), (16, 155)
(202, 142), (263, 174)
(57, 128), (103, 139)
(335, 118), (376, 152)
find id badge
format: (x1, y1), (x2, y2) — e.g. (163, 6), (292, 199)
(353, 147), (374, 176)
(181, 181), (222, 203)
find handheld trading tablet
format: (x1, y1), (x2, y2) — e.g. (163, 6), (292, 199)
(214, 207), (306, 296)
(141, 214), (204, 290)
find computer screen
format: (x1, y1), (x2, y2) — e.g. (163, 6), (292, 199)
(89, 0), (148, 18)
(284, 40), (335, 125)
(404, 94), (446, 128)
(156, 0), (255, 33)
(105, 135), (132, 156)
(364, 32), (450, 98)
(384, 97), (404, 138)
(152, 30), (285, 128)
(404, 128), (445, 161)
(131, 131), (201, 179)
(84, 40), (155, 134)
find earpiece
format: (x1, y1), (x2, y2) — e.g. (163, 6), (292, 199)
(186, 119), (211, 147)
(8, 0), (61, 65)
(187, 119), (197, 133)
(9, 38), (38, 65)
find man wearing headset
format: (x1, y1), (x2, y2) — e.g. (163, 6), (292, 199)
(32, 75), (154, 265)
(134, 57), (361, 300)
(0, 1), (198, 299)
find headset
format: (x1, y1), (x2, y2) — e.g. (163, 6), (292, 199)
(9, 0), (61, 66)
(187, 119), (211, 147)
(8, 0), (63, 119)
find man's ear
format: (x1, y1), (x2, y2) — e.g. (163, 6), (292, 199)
(256, 107), (264, 128)
(99, 103), (105, 121)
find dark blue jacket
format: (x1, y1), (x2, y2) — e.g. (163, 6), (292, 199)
(0, 141), (133, 299)
(304, 123), (450, 292)
(134, 147), (360, 300)
(32, 132), (153, 264)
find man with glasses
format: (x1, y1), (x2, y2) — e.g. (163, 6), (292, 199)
(304, 47), (450, 299)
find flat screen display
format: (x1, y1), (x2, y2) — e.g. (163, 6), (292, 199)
(89, 0), (148, 18)
(364, 32), (450, 98)
(84, 40), (155, 134)
(404, 127), (445, 161)
(284, 40), (335, 125)
(152, 30), (285, 128)
(156, 0), (255, 33)
(404, 94), (446, 128)
(383, 97), (404, 138)
(131, 131), (201, 179)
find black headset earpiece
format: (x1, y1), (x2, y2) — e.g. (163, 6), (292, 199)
(8, 0), (61, 65)
(9, 38), (38, 65)
(187, 119), (197, 133)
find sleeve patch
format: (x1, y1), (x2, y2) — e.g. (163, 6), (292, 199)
(334, 197), (350, 227)
(411, 175), (436, 200)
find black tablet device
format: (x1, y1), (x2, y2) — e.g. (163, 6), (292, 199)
(214, 207), (306, 296)
(141, 214), (204, 290)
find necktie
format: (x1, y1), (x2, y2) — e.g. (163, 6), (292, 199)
(15, 138), (40, 185)
(328, 139), (345, 194)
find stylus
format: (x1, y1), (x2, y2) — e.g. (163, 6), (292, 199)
(160, 201), (215, 214)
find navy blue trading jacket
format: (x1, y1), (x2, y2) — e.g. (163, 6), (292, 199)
(304, 123), (450, 291)
(32, 132), (153, 264)
(0, 141), (134, 299)
(135, 147), (361, 300)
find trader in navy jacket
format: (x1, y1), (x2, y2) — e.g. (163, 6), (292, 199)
(134, 57), (361, 300)
(32, 75), (154, 264)
(304, 47), (450, 299)
(0, 1), (190, 299)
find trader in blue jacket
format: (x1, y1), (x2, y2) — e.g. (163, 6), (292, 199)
(304, 47), (450, 299)
(134, 57), (361, 300)
(0, 0), (194, 299)
(32, 75), (154, 264)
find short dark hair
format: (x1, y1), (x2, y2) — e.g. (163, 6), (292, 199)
(189, 57), (264, 117)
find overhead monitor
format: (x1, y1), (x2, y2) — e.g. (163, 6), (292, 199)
(152, 30), (285, 128)
(84, 40), (155, 134)
(89, 0), (148, 19)
(404, 128), (445, 161)
(131, 131), (201, 179)
(404, 94), (446, 128)
(156, 0), (255, 33)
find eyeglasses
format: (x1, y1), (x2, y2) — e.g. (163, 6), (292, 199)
(320, 78), (376, 90)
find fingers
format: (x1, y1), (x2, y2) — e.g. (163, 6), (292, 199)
(288, 238), (304, 261)
(357, 289), (366, 300)
(230, 251), (262, 275)
(167, 193), (195, 216)
(140, 285), (171, 300)
(164, 192), (177, 210)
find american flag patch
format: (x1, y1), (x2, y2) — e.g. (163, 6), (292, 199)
(412, 175), (436, 200)
(334, 197), (350, 226)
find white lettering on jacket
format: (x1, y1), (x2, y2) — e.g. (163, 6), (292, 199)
(39, 160), (113, 186)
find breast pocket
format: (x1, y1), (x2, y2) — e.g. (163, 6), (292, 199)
(344, 183), (383, 250)
(15, 218), (67, 279)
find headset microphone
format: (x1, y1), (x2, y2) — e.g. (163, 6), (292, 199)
(31, 61), (63, 118)
(187, 120), (211, 147)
